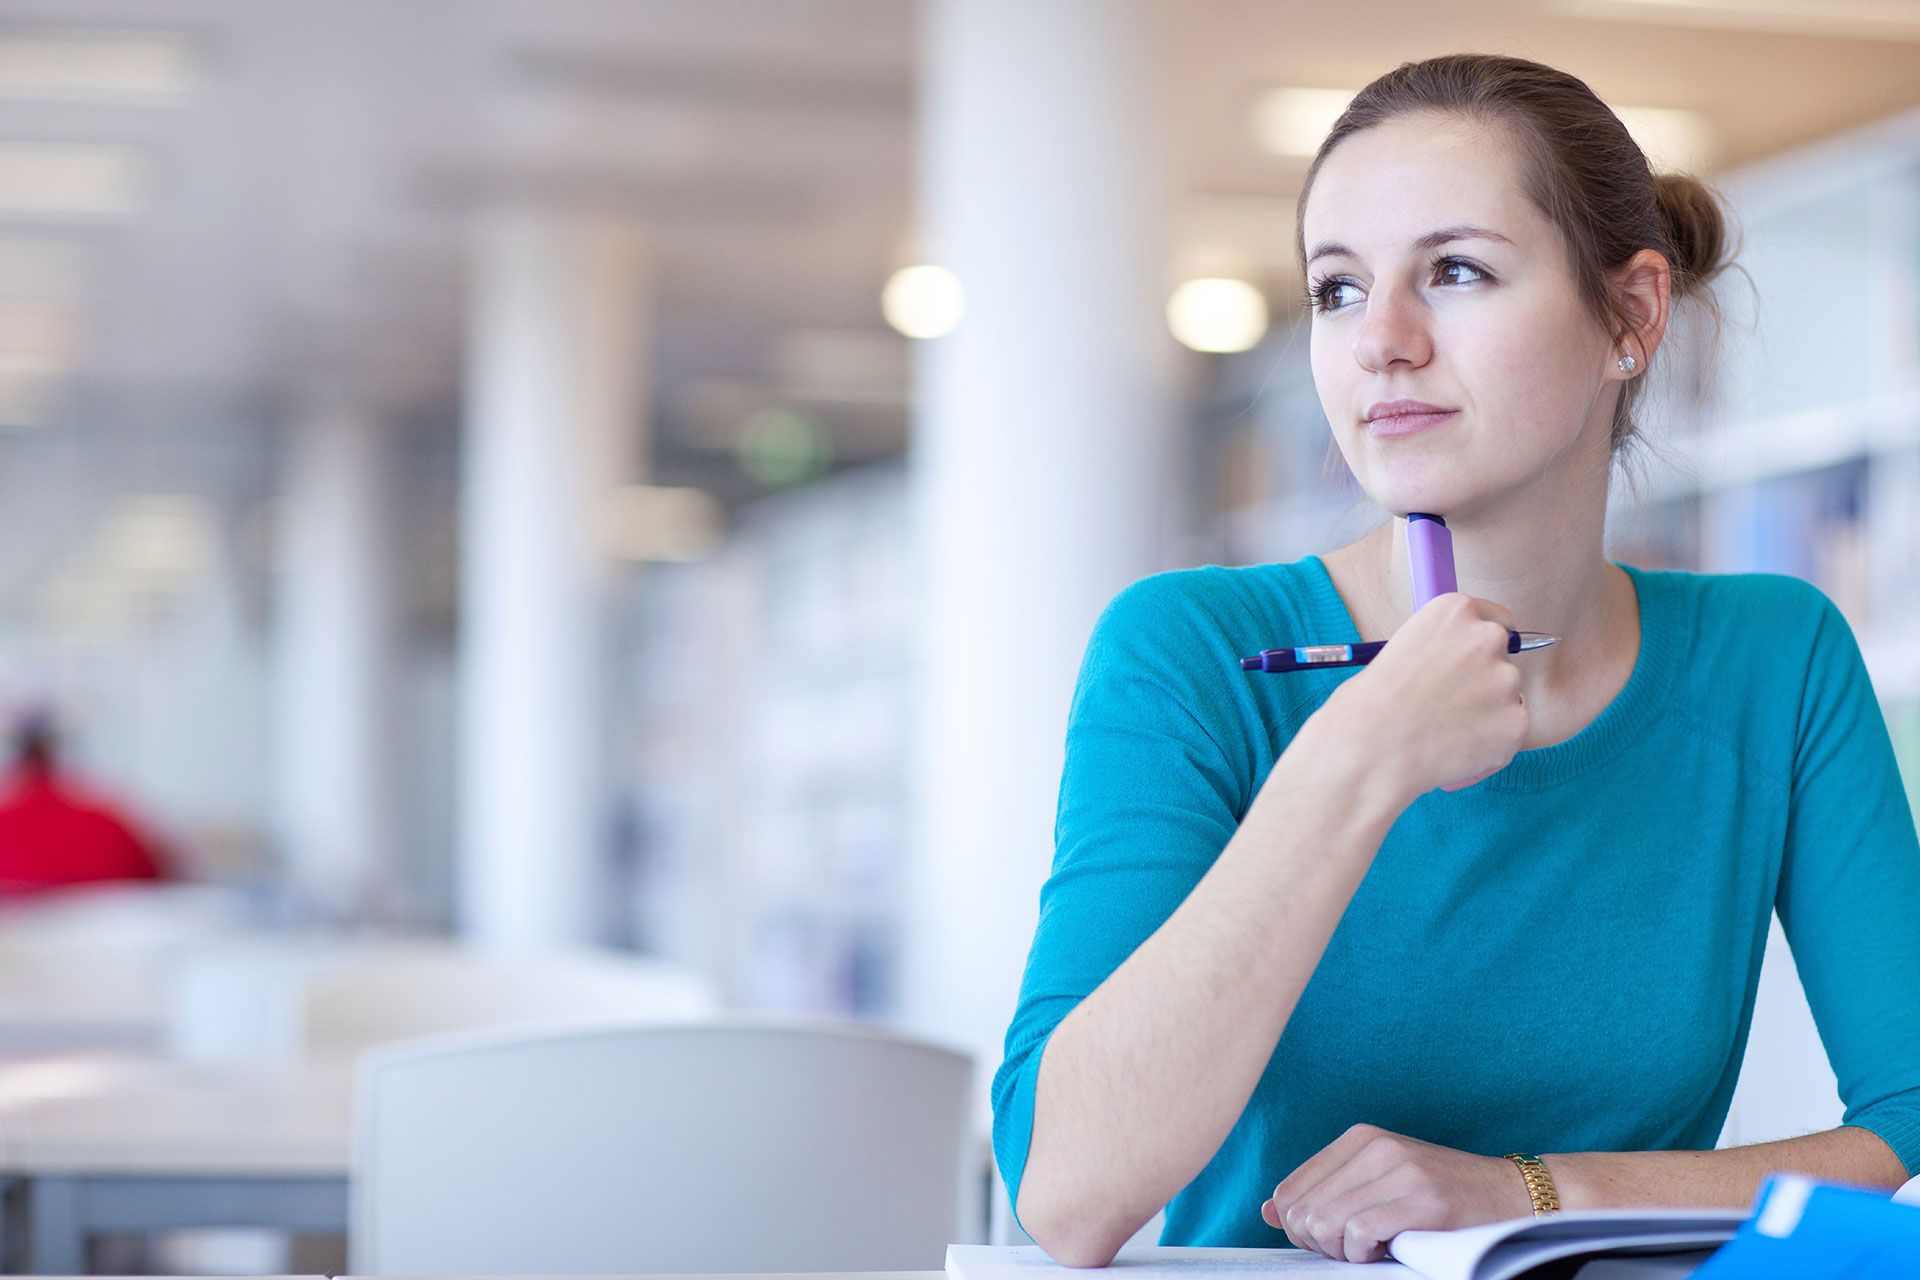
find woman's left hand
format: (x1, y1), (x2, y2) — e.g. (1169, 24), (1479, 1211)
(1261, 1124), (1537, 1262)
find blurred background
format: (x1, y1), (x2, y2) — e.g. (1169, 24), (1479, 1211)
(0, 0), (1911, 1265)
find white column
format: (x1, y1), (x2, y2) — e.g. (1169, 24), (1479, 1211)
(905, 0), (1179, 1073)
(273, 399), (398, 920)
(459, 209), (647, 949)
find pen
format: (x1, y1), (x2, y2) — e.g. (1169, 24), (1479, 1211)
(1239, 630), (1559, 673)
(1239, 512), (1558, 673)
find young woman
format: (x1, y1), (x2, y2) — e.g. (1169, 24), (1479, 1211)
(992, 53), (1920, 1266)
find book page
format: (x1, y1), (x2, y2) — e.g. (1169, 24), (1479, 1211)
(1388, 1210), (1744, 1280)
(947, 1244), (1410, 1279)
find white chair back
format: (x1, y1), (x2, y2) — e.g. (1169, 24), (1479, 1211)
(351, 1017), (974, 1274)
(304, 944), (717, 1054)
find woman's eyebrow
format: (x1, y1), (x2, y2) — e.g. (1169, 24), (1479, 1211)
(1305, 224), (1515, 267)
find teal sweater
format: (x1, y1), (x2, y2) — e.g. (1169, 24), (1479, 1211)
(992, 555), (1920, 1246)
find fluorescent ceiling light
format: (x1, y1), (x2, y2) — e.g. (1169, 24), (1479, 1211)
(1552, 0), (1920, 41)
(1612, 105), (1718, 173)
(0, 143), (145, 218)
(0, 31), (199, 101)
(1250, 87), (1355, 158)
(1251, 85), (1715, 174)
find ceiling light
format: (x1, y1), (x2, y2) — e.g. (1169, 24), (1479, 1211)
(1250, 87), (1355, 158)
(1552, 0), (1920, 41)
(0, 31), (199, 102)
(1612, 105), (1718, 173)
(881, 264), (964, 340)
(0, 143), (145, 218)
(1167, 278), (1270, 354)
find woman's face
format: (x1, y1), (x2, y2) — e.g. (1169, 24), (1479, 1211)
(1300, 112), (1619, 520)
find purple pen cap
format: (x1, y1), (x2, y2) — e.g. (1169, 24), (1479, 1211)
(1406, 512), (1457, 609)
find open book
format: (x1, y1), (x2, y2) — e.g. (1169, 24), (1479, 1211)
(949, 1208), (1744, 1280)
(1389, 1208), (1739, 1279)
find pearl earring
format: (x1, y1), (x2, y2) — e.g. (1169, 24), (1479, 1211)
(1616, 354), (1637, 374)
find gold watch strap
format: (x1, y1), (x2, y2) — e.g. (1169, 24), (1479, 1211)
(1504, 1152), (1561, 1217)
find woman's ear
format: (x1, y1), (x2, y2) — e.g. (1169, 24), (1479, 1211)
(1613, 247), (1671, 372)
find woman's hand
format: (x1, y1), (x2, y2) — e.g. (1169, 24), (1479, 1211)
(1315, 592), (1531, 799)
(1260, 1124), (1536, 1262)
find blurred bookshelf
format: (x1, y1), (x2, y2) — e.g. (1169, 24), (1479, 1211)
(616, 463), (910, 1017)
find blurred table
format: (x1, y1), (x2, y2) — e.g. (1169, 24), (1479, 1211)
(0, 1052), (352, 1273)
(0, 883), (258, 1056)
(0, 964), (167, 1055)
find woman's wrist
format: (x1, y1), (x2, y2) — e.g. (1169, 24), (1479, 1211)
(1290, 684), (1420, 821)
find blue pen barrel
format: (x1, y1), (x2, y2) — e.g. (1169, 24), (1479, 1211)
(1240, 631), (1553, 673)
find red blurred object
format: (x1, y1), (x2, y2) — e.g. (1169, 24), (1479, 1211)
(0, 719), (167, 896)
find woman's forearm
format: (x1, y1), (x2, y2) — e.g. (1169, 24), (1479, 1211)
(1016, 711), (1412, 1266)
(1547, 1126), (1909, 1210)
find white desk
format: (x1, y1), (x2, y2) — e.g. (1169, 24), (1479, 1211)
(0, 1053), (352, 1273)
(0, 967), (165, 1055)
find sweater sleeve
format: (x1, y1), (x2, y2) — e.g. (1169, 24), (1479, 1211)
(989, 574), (1255, 1228)
(1775, 589), (1920, 1177)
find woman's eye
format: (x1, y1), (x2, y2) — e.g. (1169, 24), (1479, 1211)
(1434, 258), (1486, 287)
(1314, 280), (1361, 313)
(1312, 259), (1486, 314)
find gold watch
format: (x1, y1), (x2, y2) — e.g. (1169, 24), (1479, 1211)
(1504, 1152), (1561, 1217)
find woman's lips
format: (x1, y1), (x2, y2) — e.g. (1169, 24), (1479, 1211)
(1366, 409), (1458, 438)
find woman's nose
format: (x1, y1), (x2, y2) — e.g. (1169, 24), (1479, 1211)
(1352, 283), (1433, 372)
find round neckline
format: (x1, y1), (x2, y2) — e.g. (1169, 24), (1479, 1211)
(1297, 552), (1683, 792)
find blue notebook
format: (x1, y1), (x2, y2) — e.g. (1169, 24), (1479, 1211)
(1689, 1174), (1920, 1278)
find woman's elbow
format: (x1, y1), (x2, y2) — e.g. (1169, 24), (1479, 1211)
(1028, 1223), (1123, 1269)
(1017, 1186), (1129, 1268)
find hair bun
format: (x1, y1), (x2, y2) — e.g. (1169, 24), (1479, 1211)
(1653, 172), (1732, 298)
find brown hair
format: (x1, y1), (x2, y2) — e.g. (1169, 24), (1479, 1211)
(1293, 53), (1736, 458)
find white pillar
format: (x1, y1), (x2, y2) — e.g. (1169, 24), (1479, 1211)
(905, 0), (1179, 1073)
(273, 399), (398, 920)
(459, 210), (647, 949)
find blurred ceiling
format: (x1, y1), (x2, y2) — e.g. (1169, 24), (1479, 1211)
(0, 0), (1917, 517)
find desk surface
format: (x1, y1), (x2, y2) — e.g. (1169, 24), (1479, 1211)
(0, 967), (164, 1053)
(0, 1051), (352, 1175)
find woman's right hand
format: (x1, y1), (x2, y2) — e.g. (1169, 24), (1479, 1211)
(1314, 592), (1531, 801)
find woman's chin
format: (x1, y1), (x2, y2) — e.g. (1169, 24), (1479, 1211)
(1358, 476), (1482, 519)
